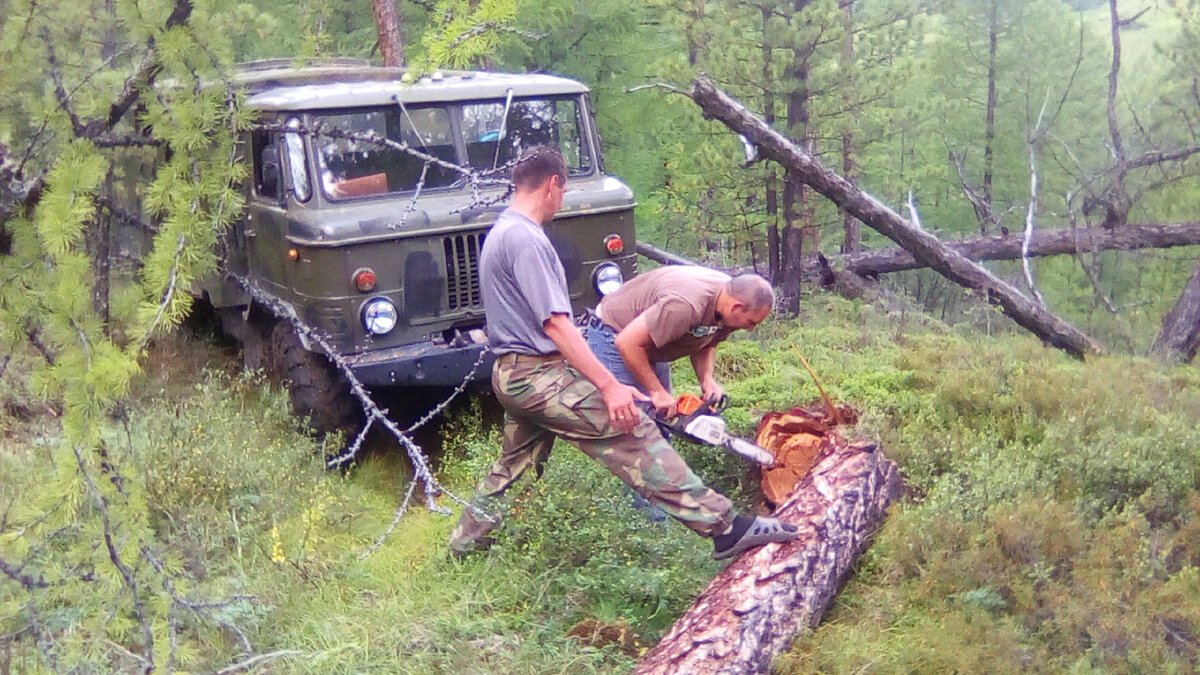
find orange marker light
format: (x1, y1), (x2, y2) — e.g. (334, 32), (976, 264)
(604, 234), (624, 255)
(287, 248), (300, 261)
(353, 268), (377, 292)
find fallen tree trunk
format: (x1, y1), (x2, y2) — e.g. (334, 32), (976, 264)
(1150, 257), (1200, 362)
(805, 222), (1200, 278)
(636, 241), (700, 267)
(690, 75), (1102, 358)
(634, 417), (900, 675)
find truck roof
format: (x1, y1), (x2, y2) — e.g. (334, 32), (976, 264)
(237, 59), (590, 112)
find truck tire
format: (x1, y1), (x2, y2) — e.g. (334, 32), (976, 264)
(270, 322), (360, 434)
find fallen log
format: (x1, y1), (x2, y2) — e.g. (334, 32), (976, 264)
(636, 241), (700, 267)
(804, 222), (1200, 278)
(690, 75), (1102, 358)
(634, 407), (900, 675)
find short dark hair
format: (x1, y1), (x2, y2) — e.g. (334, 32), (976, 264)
(727, 274), (775, 312)
(511, 146), (567, 191)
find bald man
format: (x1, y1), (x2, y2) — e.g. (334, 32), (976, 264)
(586, 267), (774, 419)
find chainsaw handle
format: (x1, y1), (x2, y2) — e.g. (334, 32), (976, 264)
(704, 393), (730, 414)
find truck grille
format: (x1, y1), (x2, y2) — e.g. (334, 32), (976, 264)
(444, 233), (483, 310)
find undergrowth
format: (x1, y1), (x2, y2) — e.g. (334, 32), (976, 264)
(3, 294), (1200, 672)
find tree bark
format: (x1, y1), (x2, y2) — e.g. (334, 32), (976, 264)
(802, 222), (1200, 278)
(634, 434), (900, 675)
(982, 1), (998, 233)
(1150, 258), (1200, 362)
(689, 75), (1102, 358)
(371, 0), (405, 67)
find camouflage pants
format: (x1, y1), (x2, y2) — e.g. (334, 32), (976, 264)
(449, 353), (733, 553)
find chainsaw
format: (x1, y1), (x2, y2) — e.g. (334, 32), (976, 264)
(648, 393), (776, 467)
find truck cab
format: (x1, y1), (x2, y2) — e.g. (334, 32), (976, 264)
(209, 61), (637, 429)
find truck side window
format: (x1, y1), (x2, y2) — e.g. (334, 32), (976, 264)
(251, 130), (283, 201)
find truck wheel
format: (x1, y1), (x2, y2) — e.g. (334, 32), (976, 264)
(215, 304), (275, 374)
(270, 322), (360, 434)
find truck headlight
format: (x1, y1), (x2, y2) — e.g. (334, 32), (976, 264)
(593, 263), (623, 296)
(362, 298), (398, 335)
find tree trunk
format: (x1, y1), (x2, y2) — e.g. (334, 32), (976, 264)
(371, 0), (404, 67)
(762, 6), (780, 280)
(982, 1), (997, 234)
(840, 0), (860, 254)
(689, 75), (1102, 358)
(802, 222), (1200, 278)
(1150, 257), (1200, 363)
(634, 432), (900, 675)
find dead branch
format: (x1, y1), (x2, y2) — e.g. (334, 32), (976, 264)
(636, 241), (700, 267)
(799, 222), (1200, 279)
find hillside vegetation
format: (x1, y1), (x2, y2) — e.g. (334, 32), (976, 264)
(3, 293), (1200, 672)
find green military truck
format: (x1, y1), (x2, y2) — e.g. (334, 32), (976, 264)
(198, 60), (637, 430)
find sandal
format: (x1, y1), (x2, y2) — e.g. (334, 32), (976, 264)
(711, 514), (798, 560)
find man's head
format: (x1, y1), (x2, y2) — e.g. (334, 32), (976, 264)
(718, 274), (774, 331)
(509, 146), (568, 224)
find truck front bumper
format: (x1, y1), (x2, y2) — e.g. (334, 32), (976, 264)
(345, 341), (495, 388)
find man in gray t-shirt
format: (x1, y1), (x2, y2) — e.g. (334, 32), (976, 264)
(448, 147), (797, 562)
(480, 208), (571, 356)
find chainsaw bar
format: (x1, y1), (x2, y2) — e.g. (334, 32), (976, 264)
(647, 396), (775, 467)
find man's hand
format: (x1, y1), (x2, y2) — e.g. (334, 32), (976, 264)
(700, 377), (724, 403)
(649, 389), (676, 419)
(600, 381), (649, 433)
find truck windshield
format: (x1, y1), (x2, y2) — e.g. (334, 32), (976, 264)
(314, 106), (460, 200)
(313, 96), (594, 201)
(461, 97), (592, 177)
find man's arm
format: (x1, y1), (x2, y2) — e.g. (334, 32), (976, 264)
(543, 313), (646, 433)
(690, 344), (723, 402)
(613, 314), (676, 418)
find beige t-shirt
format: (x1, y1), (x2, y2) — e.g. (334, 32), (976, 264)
(597, 266), (733, 362)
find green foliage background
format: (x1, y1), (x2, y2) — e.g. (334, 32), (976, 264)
(5, 0), (1200, 670)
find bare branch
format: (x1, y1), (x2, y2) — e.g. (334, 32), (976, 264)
(215, 650), (305, 674)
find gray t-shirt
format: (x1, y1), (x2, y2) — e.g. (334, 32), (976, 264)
(480, 208), (573, 355)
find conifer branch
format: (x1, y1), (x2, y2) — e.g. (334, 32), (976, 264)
(73, 445), (156, 672)
(91, 135), (162, 148)
(0, 554), (48, 589)
(138, 234), (186, 356)
(445, 23), (542, 51)
(41, 28), (86, 137)
(25, 602), (61, 672)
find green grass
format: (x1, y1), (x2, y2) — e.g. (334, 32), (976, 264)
(3, 293), (1200, 672)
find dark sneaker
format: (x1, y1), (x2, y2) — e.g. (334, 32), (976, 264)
(448, 507), (500, 558)
(711, 514), (798, 560)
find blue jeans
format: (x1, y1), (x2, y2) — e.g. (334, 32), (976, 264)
(585, 318), (671, 523)
(585, 320), (672, 394)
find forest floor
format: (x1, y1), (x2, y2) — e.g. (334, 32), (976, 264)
(3, 293), (1200, 673)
